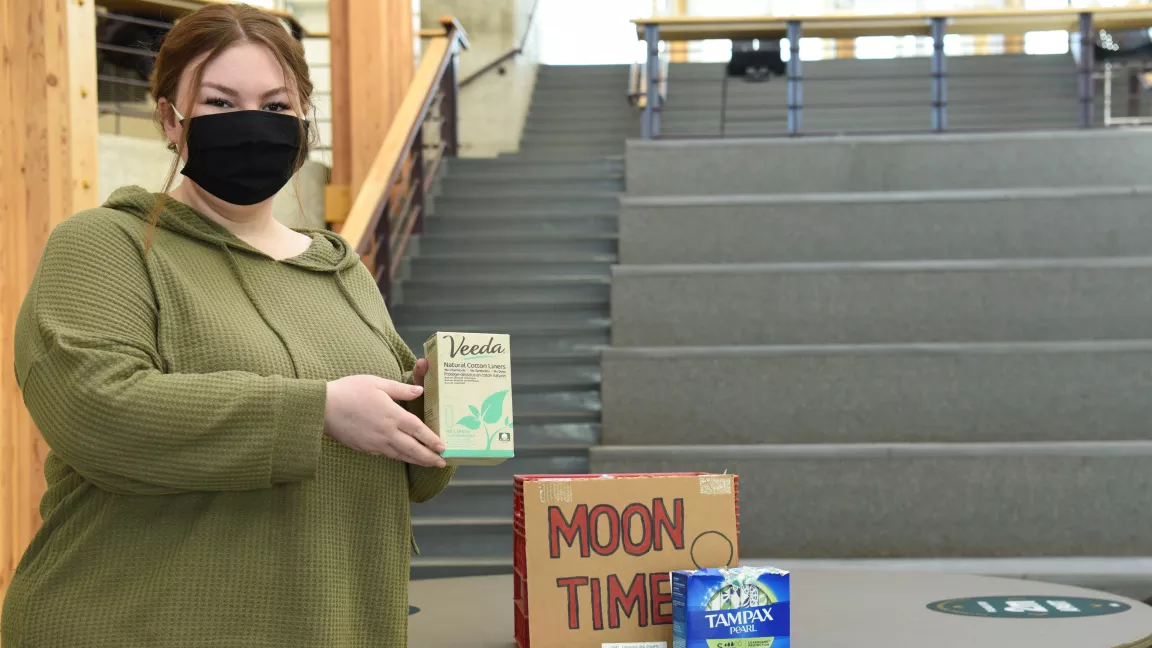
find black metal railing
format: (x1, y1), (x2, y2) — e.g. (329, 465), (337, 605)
(340, 19), (468, 307)
(630, 7), (1152, 139)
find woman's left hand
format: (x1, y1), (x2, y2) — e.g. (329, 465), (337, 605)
(411, 358), (427, 388)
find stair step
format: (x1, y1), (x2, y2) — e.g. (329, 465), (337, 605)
(412, 479), (513, 518)
(625, 129), (1152, 195)
(410, 556), (513, 580)
(453, 444), (594, 480)
(423, 214), (618, 235)
(514, 357), (601, 389)
(394, 300), (608, 327)
(407, 253), (616, 279)
(590, 441), (1152, 559)
(601, 340), (1152, 445)
(398, 319), (610, 355)
(520, 133), (631, 147)
(449, 156), (623, 173)
(517, 143), (628, 155)
(409, 516), (511, 558)
(402, 275), (610, 304)
(522, 121), (640, 136)
(515, 390), (601, 415)
(434, 201), (619, 218)
(610, 258), (1152, 346)
(435, 187), (623, 200)
(617, 186), (1152, 265)
(438, 177), (625, 193)
(418, 233), (617, 256)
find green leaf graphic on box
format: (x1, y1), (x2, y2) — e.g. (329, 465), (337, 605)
(469, 406), (480, 418)
(480, 390), (508, 424)
(505, 416), (510, 427)
(456, 416), (482, 430)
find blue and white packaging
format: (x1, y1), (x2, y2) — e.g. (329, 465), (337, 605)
(671, 566), (791, 648)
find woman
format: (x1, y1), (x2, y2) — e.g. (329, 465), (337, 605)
(2, 4), (454, 646)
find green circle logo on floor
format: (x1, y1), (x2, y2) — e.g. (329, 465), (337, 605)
(928, 596), (1130, 618)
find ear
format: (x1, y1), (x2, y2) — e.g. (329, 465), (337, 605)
(156, 97), (184, 151)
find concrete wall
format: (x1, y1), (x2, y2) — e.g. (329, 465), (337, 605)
(98, 133), (328, 229)
(420, 0), (539, 157)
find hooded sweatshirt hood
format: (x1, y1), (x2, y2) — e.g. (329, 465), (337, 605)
(103, 185), (361, 274)
(100, 186), (398, 382)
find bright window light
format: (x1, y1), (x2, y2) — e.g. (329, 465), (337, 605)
(538, 0), (653, 65)
(1024, 30), (1070, 55)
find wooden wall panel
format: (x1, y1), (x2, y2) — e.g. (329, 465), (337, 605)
(327, 0), (414, 224)
(1, 0), (98, 609)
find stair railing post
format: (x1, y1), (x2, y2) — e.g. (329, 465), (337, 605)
(375, 198), (393, 305)
(441, 48), (461, 156)
(1078, 11), (1095, 128)
(642, 23), (661, 139)
(931, 16), (947, 132)
(410, 135), (426, 235)
(786, 20), (803, 135)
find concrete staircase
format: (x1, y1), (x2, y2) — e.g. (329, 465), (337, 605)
(398, 65), (634, 579)
(594, 128), (1152, 600)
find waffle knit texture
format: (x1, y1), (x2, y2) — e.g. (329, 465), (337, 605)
(3, 186), (455, 647)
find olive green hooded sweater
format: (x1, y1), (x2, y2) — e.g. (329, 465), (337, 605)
(3, 186), (454, 647)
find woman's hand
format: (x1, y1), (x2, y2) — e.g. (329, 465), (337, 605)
(323, 374), (446, 468)
(411, 358), (428, 389)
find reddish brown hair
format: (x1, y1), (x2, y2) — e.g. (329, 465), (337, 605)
(147, 3), (316, 239)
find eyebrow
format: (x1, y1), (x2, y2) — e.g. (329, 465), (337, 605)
(202, 82), (289, 101)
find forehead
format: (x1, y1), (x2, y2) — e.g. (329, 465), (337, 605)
(185, 42), (288, 94)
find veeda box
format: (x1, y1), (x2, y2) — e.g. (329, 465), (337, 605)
(514, 473), (740, 648)
(422, 332), (514, 466)
(672, 566), (791, 648)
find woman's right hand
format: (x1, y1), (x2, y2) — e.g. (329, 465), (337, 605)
(323, 375), (447, 468)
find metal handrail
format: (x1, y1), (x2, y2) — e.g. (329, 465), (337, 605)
(459, 0), (540, 88)
(340, 18), (469, 307)
(630, 6), (1152, 138)
(628, 56), (668, 109)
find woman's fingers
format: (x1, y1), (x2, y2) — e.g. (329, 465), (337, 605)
(389, 433), (446, 468)
(389, 405), (445, 452)
(375, 377), (423, 402)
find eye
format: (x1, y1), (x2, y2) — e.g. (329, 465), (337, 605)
(264, 102), (291, 112)
(205, 97), (233, 109)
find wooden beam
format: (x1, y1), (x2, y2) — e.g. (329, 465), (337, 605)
(1, 0), (99, 602)
(1004, 0), (1025, 55)
(669, 0), (688, 64)
(326, 0), (351, 228)
(326, 0), (415, 227)
(632, 6), (1152, 41)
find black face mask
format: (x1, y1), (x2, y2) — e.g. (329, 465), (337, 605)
(175, 108), (309, 206)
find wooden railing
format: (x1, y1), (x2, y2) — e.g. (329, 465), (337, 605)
(632, 5), (1152, 138)
(340, 17), (468, 307)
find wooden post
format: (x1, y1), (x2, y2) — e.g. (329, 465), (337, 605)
(669, 0), (688, 64)
(1, 0), (99, 601)
(1005, 0), (1025, 54)
(326, 0), (415, 227)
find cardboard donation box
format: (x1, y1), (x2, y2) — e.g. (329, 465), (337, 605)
(513, 473), (741, 648)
